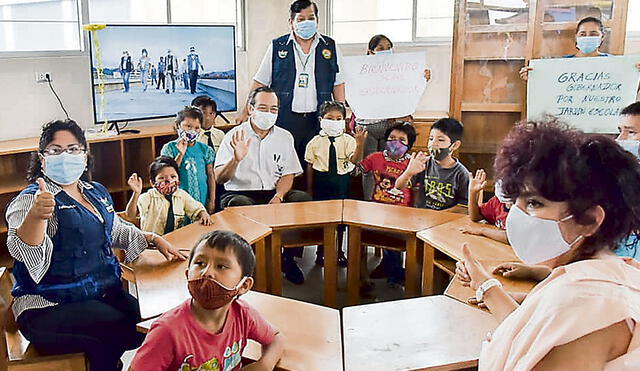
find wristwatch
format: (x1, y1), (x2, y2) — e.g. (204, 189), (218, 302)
(476, 278), (503, 302)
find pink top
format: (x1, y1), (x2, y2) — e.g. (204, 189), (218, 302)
(131, 299), (278, 371)
(480, 254), (640, 370)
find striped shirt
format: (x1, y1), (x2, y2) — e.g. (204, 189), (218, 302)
(6, 179), (148, 319)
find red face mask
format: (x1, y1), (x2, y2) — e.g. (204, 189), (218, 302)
(154, 179), (179, 196)
(187, 276), (247, 310)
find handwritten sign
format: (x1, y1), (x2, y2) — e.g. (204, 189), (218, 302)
(527, 55), (640, 133)
(343, 52), (427, 120)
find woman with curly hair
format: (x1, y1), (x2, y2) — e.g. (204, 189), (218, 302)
(456, 119), (640, 369)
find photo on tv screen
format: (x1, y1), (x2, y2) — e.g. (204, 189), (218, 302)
(89, 24), (237, 124)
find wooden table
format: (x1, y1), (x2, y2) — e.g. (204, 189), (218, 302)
(342, 295), (498, 371)
(229, 200), (343, 307)
(131, 209), (272, 320)
(417, 216), (519, 295)
(445, 259), (537, 308)
(137, 291), (344, 371)
(342, 199), (463, 304)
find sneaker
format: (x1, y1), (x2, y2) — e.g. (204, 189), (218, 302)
(337, 253), (348, 268)
(370, 262), (388, 279)
(283, 258), (305, 285)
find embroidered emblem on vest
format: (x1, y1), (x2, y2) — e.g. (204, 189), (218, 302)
(278, 50), (288, 59)
(322, 48), (332, 60)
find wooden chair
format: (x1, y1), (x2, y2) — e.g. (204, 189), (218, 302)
(116, 211), (140, 228)
(0, 267), (87, 371)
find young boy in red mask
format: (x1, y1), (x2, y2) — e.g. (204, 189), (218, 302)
(130, 230), (285, 371)
(125, 156), (212, 235)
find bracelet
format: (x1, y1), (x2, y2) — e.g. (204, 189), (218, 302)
(475, 278), (503, 302)
(274, 194), (284, 202)
(148, 233), (160, 246)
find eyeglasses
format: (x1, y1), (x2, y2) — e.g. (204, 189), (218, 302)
(41, 144), (86, 156)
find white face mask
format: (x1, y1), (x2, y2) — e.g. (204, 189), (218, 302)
(251, 109), (277, 131)
(375, 49), (393, 55)
(320, 119), (344, 137)
(506, 204), (583, 264)
(616, 139), (640, 160)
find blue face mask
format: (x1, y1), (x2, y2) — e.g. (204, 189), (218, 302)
(43, 152), (86, 185)
(576, 36), (601, 54)
(294, 20), (317, 40)
(375, 49), (393, 55)
(178, 128), (199, 142)
(616, 139), (640, 160)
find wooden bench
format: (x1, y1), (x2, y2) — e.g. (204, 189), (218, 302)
(0, 268), (87, 371)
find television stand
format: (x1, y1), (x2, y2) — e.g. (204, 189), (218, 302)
(109, 121), (140, 135)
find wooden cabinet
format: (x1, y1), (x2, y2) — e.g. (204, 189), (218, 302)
(450, 0), (629, 186)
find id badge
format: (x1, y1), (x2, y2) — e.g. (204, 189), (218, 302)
(298, 73), (309, 88)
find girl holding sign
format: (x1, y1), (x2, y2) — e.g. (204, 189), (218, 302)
(352, 34), (432, 200)
(520, 17), (640, 80)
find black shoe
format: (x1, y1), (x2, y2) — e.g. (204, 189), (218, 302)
(315, 254), (324, 266)
(370, 262), (388, 279)
(337, 253), (348, 268)
(283, 258), (304, 285)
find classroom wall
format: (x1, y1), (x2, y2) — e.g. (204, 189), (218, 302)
(0, 0), (449, 142)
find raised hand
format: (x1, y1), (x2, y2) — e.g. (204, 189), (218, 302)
(127, 173), (143, 194)
(231, 130), (251, 162)
(406, 151), (428, 176)
(354, 126), (368, 144)
(32, 178), (55, 220)
(176, 137), (188, 155)
(469, 169), (487, 194)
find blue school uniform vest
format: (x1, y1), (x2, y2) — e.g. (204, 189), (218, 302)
(270, 34), (339, 125)
(12, 181), (122, 303)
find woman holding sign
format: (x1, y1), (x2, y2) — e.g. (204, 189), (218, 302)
(5, 119), (186, 371)
(520, 17), (640, 80)
(353, 34), (432, 200)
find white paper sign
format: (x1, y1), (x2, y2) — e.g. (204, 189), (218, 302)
(343, 52), (427, 120)
(527, 55), (640, 133)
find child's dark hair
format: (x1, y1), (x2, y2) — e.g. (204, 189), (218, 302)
(431, 118), (464, 143)
(621, 101), (640, 116)
(149, 156), (179, 182)
(27, 119), (93, 182)
(191, 95), (218, 113)
(494, 119), (640, 261)
(367, 34), (393, 53)
(385, 122), (417, 149)
(189, 230), (256, 277)
(319, 101), (346, 118)
(289, 0), (318, 20)
(175, 106), (203, 127)
(577, 16), (605, 34)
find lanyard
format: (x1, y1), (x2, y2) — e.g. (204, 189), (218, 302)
(293, 42), (312, 71)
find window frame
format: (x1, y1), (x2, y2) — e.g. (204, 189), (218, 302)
(0, 0), (246, 56)
(327, 0), (455, 47)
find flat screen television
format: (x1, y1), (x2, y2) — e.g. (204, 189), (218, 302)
(89, 24), (237, 124)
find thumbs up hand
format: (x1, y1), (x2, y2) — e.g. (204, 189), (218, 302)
(32, 178), (55, 220)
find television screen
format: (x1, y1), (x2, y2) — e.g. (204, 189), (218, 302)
(89, 24), (237, 124)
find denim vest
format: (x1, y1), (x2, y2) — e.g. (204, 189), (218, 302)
(12, 181), (122, 303)
(270, 34), (338, 128)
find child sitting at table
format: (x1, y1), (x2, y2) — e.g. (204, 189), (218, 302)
(161, 106), (216, 214)
(125, 156), (212, 235)
(305, 101), (367, 267)
(130, 230), (285, 371)
(458, 172), (510, 244)
(396, 118), (470, 211)
(355, 122), (416, 289)
(193, 95), (226, 154)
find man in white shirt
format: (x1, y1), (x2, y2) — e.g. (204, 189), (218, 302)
(235, 0), (345, 188)
(215, 86), (311, 284)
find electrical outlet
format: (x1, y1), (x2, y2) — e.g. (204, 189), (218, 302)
(35, 72), (52, 83)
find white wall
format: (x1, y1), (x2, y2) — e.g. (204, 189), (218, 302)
(0, 0), (449, 142)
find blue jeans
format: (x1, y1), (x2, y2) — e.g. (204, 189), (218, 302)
(122, 71), (131, 92)
(383, 249), (405, 285)
(140, 69), (148, 91)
